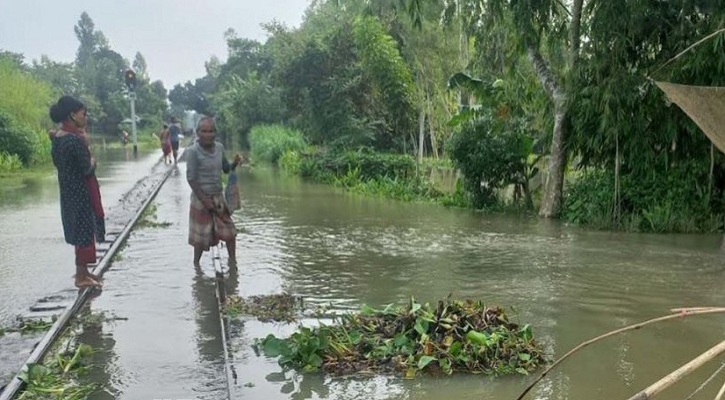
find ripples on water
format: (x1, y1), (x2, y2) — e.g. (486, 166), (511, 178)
(230, 168), (725, 400)
(6, 159), (722, 400)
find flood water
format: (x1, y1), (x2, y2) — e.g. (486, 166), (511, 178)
(0, 146), (158, 325)
(2, 157), (725, 400)
(0, 147), (163, 385)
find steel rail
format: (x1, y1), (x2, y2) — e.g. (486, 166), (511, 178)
(0, 158), (179, 400)
(212, 244), (238, 400)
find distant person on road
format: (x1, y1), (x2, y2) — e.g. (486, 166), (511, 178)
(121, 130), (129, 146)
(186, 117), (242, 268)
(159, 124), (172, 164)
(168, 117), (181, 164)
(49, 95), (105, 289)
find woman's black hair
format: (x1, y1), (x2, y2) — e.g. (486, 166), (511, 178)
(49, 95), (85, 123)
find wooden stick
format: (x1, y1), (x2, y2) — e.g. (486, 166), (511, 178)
(684, 362), (725, 400)
(671, 307), (721, 313)
(516, 308), (725, 400)
(715, 379), (725, 400)
(649, 28), (725, 78)
(624, 340), (725, 400)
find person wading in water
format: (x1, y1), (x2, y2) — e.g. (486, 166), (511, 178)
(49, 95), (105, 288)
(186, 117), (242, 268)
(168, 117), (181, 164)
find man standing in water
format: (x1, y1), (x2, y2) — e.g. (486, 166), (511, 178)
(186, 117), (242, 267)
(168, 116), (181, 164)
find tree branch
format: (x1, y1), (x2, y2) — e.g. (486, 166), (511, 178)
(516, 307), (725, 400)
(526, 45), (564, 103)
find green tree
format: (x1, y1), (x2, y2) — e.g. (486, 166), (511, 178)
(132, 52), (149, 81)
(30, 56), (79, 95)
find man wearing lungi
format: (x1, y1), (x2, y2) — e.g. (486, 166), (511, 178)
(186, 117), (242, 267)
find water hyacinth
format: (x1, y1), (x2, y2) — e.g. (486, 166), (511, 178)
(258, 297), (545, 377)
(223, 294), (302, 323)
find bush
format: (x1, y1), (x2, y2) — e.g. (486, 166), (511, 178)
(562, 169), (616, 228)
(249, 124), (307, 164)
(0, 59), (54, 132)
(447, 117), (531, 208)
(299, 148), (415, 182)
(0, 58), (53, 166)
(562, 161), (723, 233)
(0, 152), (23, 174)
(0, 110), (40, 166)
(278, 149), (302, 174)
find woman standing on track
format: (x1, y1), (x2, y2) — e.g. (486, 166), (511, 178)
(49, 95), (105, 288)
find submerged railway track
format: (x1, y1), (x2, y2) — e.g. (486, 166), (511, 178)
(0, 151), (238, 400)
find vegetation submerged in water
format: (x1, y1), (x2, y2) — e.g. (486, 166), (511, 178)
(223, 294), (302, 323)
(13, 309), (117, 399)
(0, 316), (56, 337)
(134, 203), (172, 229)
(257, 297), (545, 378)
(17, 344), (96, 400)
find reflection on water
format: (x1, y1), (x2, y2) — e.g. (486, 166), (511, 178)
(83, 167), (227, 400)
(226, 167), (725, 400)
(0, 148), (162, 386)
(17, 160), (724, 400)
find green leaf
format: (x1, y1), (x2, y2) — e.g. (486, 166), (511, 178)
(307, 353), (323, 368)
(414, 318), (429, 336)
(394, 333), (411, 347)
(465, 330), (487, 346)
(439, 358), (453, 375)
(449, 341), (462, 356)
(516, 367), (529, 375)
(348, 330), (362, 345)
(519, 324), (533, 342)
(417, 356), (437, 370)
(261, 335), (286, 357)
(360, 304), (377, 316)
(518, 353), (531, 362)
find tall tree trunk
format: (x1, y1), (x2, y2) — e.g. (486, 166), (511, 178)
(529, 0), (583, 218)
(528, 46), (568, 218)
(539, 101), (568, 217)
(418, 107), (425, 164)
(427, 91), (439, 159)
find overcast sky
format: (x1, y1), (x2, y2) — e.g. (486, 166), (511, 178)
(0, 0), (311, 88)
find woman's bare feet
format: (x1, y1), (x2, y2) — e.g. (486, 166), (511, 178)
(75, 275), (102, 288)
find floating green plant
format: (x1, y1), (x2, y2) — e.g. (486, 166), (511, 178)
(134, 203), (172, 229)
(17, 344), (97, 400)
(0, 316), (57, 336)
(223, 294), (302, 323)
(257, 297), (545, 378)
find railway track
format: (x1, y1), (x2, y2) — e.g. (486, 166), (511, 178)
(0, 159), (181, 400)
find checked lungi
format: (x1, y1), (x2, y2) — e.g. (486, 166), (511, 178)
(188, 193), (237, 251)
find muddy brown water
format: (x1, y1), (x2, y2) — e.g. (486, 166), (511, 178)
(2, 159), (725, 399)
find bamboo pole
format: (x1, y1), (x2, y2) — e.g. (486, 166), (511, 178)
(715, 380), (725, 400)
(684, 362), (725, 400)
(624, 340), (725, 400)
(649, 28), (725, 78)
(516, 307), (725, 400)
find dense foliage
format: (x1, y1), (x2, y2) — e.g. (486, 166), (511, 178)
(0, 11), (168, 172)
(4, 1), (725, 232)
(0, 59), (55, 168)
(248, 125), (307, 164)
